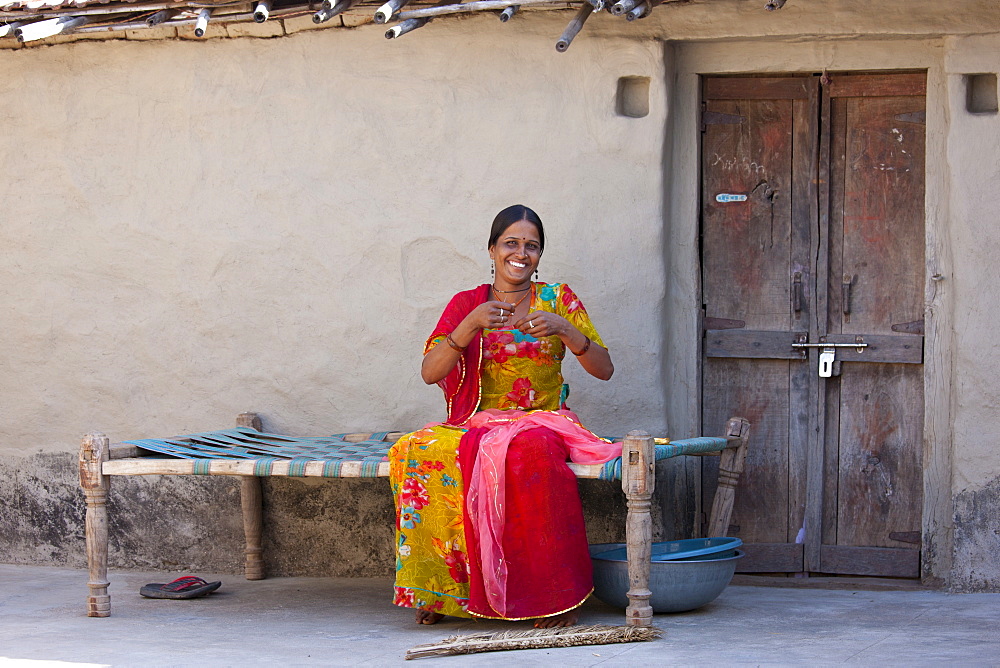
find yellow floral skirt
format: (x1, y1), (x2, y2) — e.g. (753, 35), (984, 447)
(388, 424), (473, 618)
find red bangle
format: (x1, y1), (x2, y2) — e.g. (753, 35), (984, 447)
(446, 333), (466, 353)
(572, 336), (591, 356)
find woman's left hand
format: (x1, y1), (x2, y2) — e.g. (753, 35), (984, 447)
(514, 310), (614, 381)
(514, 311), (570, 339)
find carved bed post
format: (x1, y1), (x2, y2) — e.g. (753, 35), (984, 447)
(80, 432), (111, 617)
(237, 412), (266, 580)
(622, 430), (654, 627)
(706, 417), (751, 538)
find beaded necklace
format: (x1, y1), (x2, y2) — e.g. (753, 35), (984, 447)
(493, 285), (531, 310)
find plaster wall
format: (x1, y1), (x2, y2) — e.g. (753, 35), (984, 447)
(1, 29), (668, 450)
(941, 33), (1000, 591)
(0, 24), (670, 573)
(941, 34), (1000, 495)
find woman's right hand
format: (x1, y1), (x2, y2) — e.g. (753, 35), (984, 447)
(421, 300), (513, 385)
(464, 300), (516, 332)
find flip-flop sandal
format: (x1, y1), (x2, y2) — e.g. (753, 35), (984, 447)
(140, 576), (222, 599)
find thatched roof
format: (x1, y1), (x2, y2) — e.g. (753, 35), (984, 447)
(0, 0), (784, 49)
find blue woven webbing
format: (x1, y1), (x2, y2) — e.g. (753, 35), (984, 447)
(123, 428), (729, 480)
(598, 436), (730, 481)
(123, 428), (400, 479)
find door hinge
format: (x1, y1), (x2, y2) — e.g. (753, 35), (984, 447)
(889, 531), (921, 544)
(891, 319), (925, 335)
(893, 110), (926, 125)
(701, 107), (746, 132)
(703, 317), (746, 330)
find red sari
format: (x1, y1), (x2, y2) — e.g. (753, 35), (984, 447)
(389, 283), (618, 620)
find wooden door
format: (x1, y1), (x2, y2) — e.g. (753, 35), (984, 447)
(700, 73), (926, 578)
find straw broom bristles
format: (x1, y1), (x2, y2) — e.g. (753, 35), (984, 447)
(405, 624), (662, 660)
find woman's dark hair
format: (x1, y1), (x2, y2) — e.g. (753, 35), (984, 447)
(488, 204), (545, 253)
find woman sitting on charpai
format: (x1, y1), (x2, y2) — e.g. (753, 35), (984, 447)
(389, 204), (620, 628)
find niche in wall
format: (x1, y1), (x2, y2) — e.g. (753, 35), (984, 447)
(616, 76), (650, 118)
(965, 73), (998, 114)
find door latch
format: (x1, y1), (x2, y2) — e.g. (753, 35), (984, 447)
(819, 348), (836, 377)
(792, 337), (867, 377)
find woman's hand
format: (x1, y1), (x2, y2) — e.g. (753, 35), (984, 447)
(513, 310), (571, 339)
(514, 311), (614, 381)
(421, 300), (513, 385)
(467, 300), (517, 332)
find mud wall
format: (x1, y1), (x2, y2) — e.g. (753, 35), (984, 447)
(0, 24), (668, 574)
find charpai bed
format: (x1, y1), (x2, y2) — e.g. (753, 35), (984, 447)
(79, 412), (750, 626)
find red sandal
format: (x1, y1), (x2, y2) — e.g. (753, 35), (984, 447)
(140, 576), (222, 599)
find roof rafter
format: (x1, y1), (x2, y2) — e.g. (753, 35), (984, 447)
(0, 0), (787, 50)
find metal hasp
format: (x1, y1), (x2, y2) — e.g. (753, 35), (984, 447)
(792, 336), (868, 377)
(818, 348), (836, 377)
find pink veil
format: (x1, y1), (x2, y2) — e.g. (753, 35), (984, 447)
(463, 409), (621, 616)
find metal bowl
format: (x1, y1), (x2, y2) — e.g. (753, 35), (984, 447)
(595, 537), (743, 562)
(590, 542), (744, 613)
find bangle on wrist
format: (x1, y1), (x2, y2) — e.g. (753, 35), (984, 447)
(572, 335), (591, 357)
(445, 333), (466, 353)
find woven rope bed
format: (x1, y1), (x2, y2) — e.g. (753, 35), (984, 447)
(80, 412), (750, 626)
(114, 426), (738, 480)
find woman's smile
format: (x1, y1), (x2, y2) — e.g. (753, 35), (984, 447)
(490, 219), (541, 288)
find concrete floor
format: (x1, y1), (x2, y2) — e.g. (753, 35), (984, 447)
(1, 564), (999, 667)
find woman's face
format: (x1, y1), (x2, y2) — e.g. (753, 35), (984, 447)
(489, 219), (542, 287)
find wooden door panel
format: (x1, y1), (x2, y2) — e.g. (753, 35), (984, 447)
(701, 73), (925, 579)
(836, 363), (924, 550)
(826, 72), (926, 100)
(704, 76), (815, 100)
(820, 544), (920, 577)
(837, 95), (925, 333)
(705, 329), (807, 359)
(820, 334), (923, 363)
(701, 98), (794, 328)
(740, 543), (805, 573)
(701, 78), (815, 574)
(703, 358), (794, 544)
(824, 78), (925, 571)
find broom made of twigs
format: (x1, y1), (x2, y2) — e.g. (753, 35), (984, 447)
(405, 624), (662, 660)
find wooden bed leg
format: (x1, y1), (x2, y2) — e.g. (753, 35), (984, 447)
(622, 430), (655, 628)
(240, 477), (265, 580)
(705, 417), (751, 538)
(80, 433), (111, 617)
(237, 413), (265, 580)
